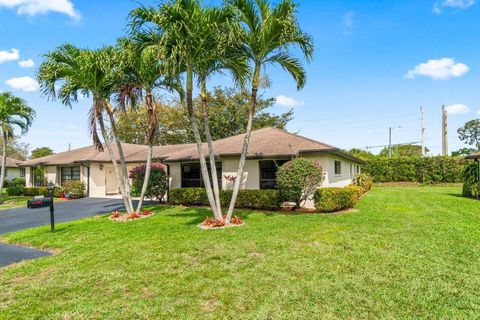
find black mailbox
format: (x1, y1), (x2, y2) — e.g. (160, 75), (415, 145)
(27, 197), (53, 209)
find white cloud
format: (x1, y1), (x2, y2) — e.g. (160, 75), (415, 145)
(343, 11), (355, 28)
(0, 48), (19, 64)
(446, 104), (470, 114)
(433, 0), (475, 13)
(275, 95), (303, 107)
(0, 0), (81, 20)
(18, 58), (34, 68)
(5, 76), (39, 92)
(405, 58), (469, 80)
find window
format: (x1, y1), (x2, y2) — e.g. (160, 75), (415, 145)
(334, 160), (341, 175)
(20, 168), (25, 177)
(259, 160), (289, 189)
(181, 162), (221, 188)
(356, 165), (360, 174)
(61, 166), (80, 186)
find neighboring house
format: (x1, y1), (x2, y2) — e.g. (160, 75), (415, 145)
(1, 156), (24, 181)
(18, 128), (363, 208)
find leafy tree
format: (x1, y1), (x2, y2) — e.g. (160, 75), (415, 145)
(0, 136), (29, 160)
(348, 148), (377, 161)
(458, 119), (480, 150)
(31, 147), (54, 159)
(115, 87), (293, 144)
(225, 0), (313, 222)
(379, 145), (429, 157)
(452, 147), (477, 157)
(0, 92), (35, 198)
(38, 44), (135, 213)
(276, 158), (323, 207)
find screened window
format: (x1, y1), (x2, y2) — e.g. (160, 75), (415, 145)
(181, 163), (221, 188)
(259, 160), (289, 189)
(334, 161), (342, 175)
(20, 168), (25, 177)
(61, 166), (80, 186)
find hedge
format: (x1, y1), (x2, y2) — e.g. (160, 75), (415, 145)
(6, 186), (64, 197)
(363, 156), (465, 183)
(169, 188), (280, 210)
(314, 186), (362, 213)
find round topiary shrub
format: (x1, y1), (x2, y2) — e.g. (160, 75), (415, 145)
(129, 163), (168, 201)
(276, 157), (324, 207)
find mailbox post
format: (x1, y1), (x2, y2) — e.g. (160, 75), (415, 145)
(47, 182), (55, 232)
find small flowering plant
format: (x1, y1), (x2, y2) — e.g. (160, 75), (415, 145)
(109, 209), (155, 222)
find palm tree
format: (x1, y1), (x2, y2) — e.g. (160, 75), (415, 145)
(116, 38), (182, 212)
(0, 92), (35, 197)
(38, 44), (135, 213)
(224, 0), (313, 222)
(130, 0), (243, 221)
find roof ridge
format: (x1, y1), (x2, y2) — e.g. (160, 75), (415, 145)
(269, 127), (337, 149)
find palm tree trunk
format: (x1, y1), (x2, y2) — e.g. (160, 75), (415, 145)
(97, 113), (134, 213)
(186, 67), (221, 220)
(136, 144), (153, 212)
(105, 106), (134, 212)
(0, 132), (7, 200)
(136, 93), (156, 213)
(225, 66), (261, 223)
(201, 83), (222, 217)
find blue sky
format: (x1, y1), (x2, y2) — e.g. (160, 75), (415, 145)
(0, 0), (479, 155)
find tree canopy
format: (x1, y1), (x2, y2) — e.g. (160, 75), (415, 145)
(115, 86), (293, 145)
(30, 147), (54, 159)
(458, 119), (480, 150)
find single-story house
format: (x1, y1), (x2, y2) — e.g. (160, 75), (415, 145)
(1, 156), (25, 181)
(18, 128), (363, 208)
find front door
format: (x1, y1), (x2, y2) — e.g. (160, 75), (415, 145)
(105, 166), (119, 194)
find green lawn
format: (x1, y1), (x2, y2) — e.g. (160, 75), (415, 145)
(1, 186), (480, 319)
(0, 196), (30, 210)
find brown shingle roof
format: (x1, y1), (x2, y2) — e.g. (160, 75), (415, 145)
(19, 143), (191, 166)
(18, 128), (363, 166)
(1, 156), (22, 167)
(163, 127), (363, 163)
(466, 152), (480, 159)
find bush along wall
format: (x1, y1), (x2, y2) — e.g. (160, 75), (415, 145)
(314, 186), (363, 213)
(363, 156), (465, 183)
(169, 188), (280, 211)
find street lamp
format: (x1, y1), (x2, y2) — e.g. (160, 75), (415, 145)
(389, 126), (401, 158)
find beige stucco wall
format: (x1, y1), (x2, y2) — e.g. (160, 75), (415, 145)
(25, 167), (32, 187)
(168, 163), (182, 189)
(89, 163), (106, 197)
(222, 159), (259, 190)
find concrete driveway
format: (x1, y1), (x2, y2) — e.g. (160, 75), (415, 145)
(0, 197), (151, 267)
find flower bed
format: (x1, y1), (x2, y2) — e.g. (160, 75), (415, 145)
(109, 210), (154, 222)
(199, 215), (244, 230)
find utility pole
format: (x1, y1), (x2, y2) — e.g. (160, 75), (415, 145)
(388, 126), (401, 158)
(420, 106), (426, 156)
(441, 105), (448, 156)
(389, 126), (392, 158)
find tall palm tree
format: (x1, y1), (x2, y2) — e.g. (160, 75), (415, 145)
(38, 44), (135, 213)
(0, 92), (35, 198)
(116, 38), (182, 212)
(130, 0), (243, 220)
(224, 0), (313, 222)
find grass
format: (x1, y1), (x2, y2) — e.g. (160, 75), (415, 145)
(0, 195), (30, 210)
(1, 186), (480, 319)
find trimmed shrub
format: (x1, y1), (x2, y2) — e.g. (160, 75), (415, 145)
(353, 173), (373, 193)
(314, 187), (361, 213)
(462, 162), (480, 198)
(129, 163), (168, 201)
(169, 188), (280, 210)
(276, 158), (324, 207)
(363, 156), (465, 183)
(6, 185), (25, 196)
(10, 177), (26, 188)
(63, 180), (86, 199)
(24, 187), (48, 197)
